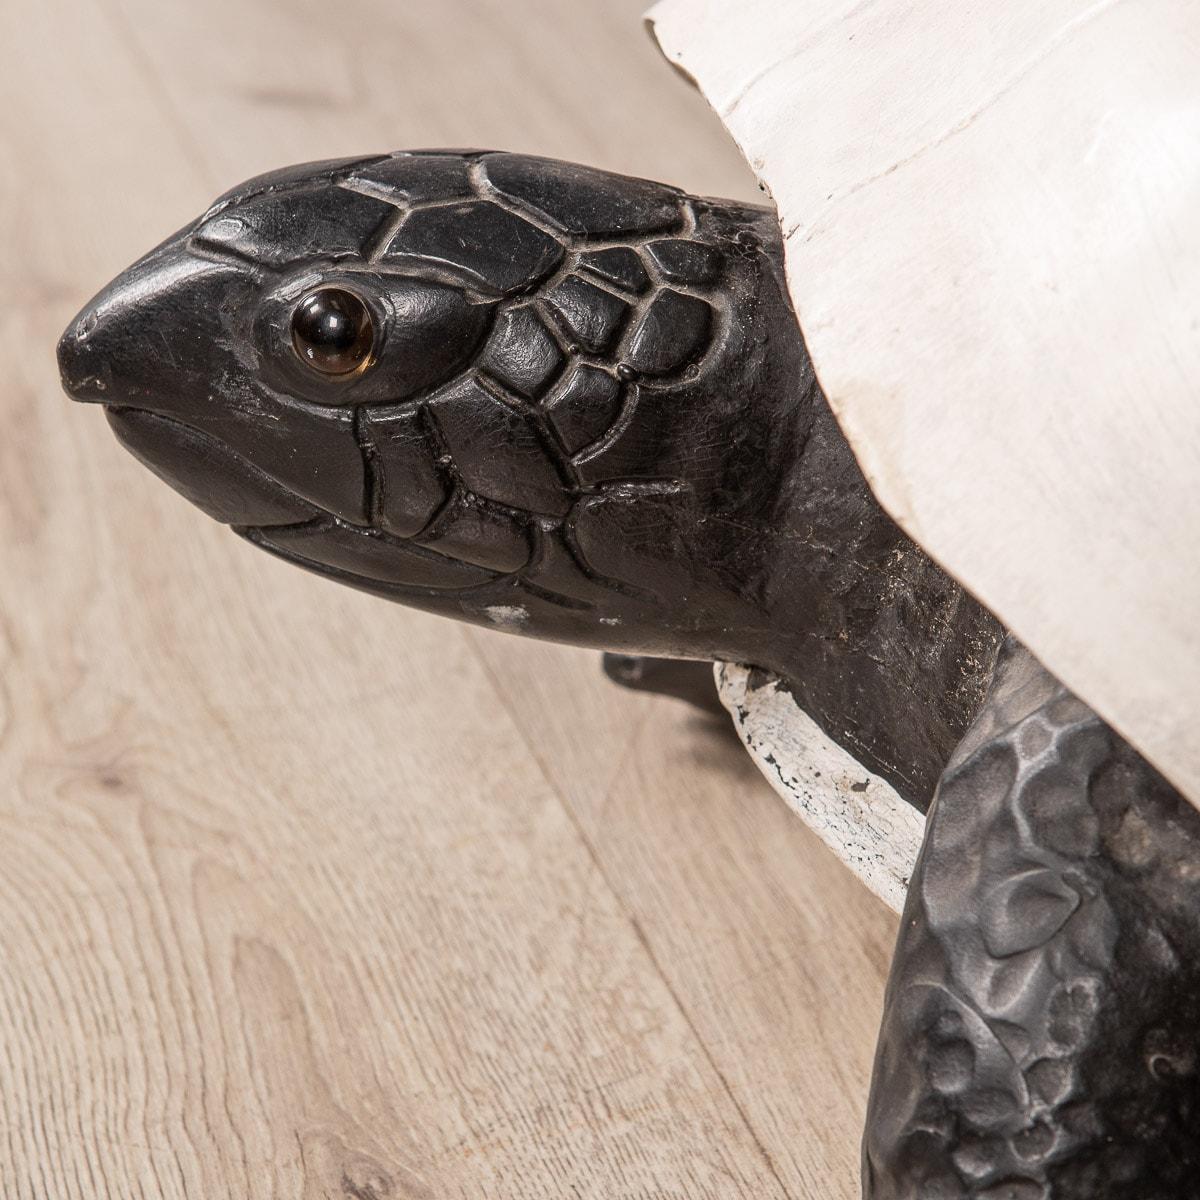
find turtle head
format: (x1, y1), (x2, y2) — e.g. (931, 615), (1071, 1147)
(56, 154), (502, 529)
(58, 151), (815, 663)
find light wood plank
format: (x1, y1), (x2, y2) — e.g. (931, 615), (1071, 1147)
(466, 634), (899, 1198)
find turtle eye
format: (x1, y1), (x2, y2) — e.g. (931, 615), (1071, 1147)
(290, 287), (375, 376)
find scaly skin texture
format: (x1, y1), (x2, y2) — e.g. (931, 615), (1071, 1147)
(57, 150), (999, 804)
(866, 638), (1200, 1199)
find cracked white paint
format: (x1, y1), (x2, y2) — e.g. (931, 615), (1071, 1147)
(716, 663), (921, 913)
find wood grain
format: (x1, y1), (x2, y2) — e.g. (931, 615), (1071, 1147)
(0, 1), (896, 1195)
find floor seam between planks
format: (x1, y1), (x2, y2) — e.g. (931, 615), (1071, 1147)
(464, 632), (797, 1200)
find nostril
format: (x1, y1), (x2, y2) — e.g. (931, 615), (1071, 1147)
(57, 309), (111, 402)
(77, 309), (99, 341)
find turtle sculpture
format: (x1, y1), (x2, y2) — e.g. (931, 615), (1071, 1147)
(56, 148), (1200, 1198)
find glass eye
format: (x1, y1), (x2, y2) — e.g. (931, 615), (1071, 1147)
(291, 287), (374, 375)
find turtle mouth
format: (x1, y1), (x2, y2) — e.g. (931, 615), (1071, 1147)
(238, 517), (516, 596)
(104, 406), (319, 528)
(102, 406), (528, 597)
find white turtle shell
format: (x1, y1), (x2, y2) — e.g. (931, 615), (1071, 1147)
(649, 0), (1200, 811)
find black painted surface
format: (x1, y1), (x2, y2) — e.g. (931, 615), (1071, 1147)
(866, 638), (1200, 1200)
(56, 150), (999, 806)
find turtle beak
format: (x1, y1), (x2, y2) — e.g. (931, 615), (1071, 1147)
(56, 236), (370, 527)
(57, 275), (322, 528)
(57, 299), (118, 405)
(58, 236), (245, 412)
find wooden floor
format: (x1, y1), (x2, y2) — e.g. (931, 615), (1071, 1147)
(3, 2), (898, 1195)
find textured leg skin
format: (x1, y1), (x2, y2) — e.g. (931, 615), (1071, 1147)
(864, 638), (1200, 1199)
(601, 653), (725, 716)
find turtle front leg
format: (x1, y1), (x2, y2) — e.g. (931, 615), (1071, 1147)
(601, 653), (726, 716)
(864, 637), (1200, 1199)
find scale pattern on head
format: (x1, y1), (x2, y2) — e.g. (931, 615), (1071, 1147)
(60, 150), (794, 649)
(60, 148), (1012, 807)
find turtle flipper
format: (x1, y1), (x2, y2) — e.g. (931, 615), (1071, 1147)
(864, 637), (1200, 1199)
